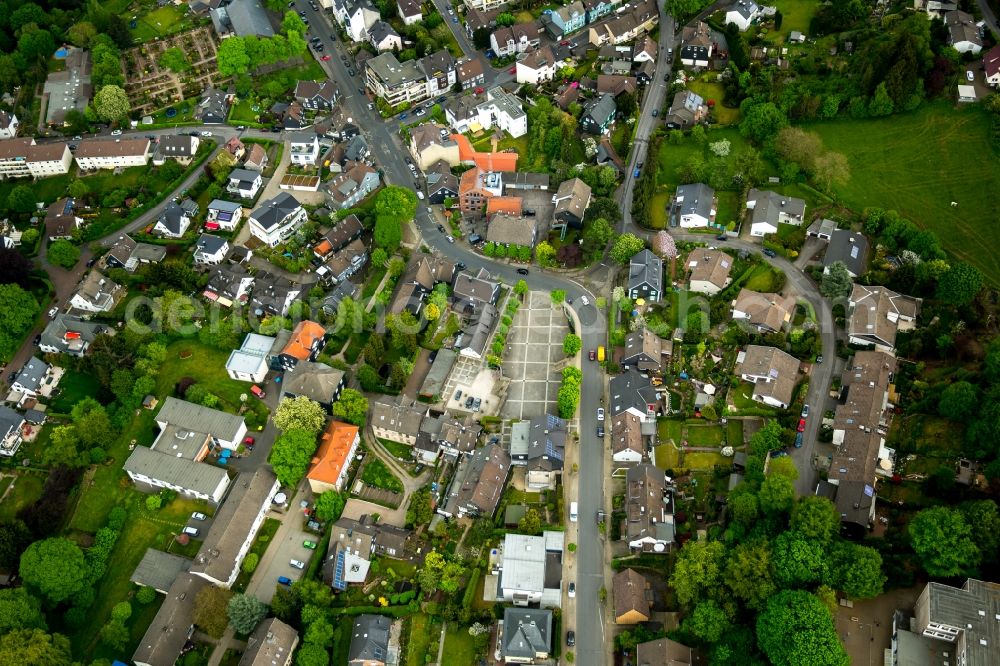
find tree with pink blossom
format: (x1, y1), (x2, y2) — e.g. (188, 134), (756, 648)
(653, 231), (677, 259)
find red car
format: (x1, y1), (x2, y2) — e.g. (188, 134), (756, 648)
(243, 436), (255, 449)
(321, 54), (331, 61)
(509, 66), (516, 74)
(797, 419), (807, 432)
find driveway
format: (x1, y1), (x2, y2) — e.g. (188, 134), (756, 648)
(244, 484), (317, 605)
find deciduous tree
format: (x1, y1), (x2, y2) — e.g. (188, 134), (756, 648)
(331, 388), (368, 427)
(19, 538), (90, 605)
(756, 590), (848, 666)
(939, 381), (978, 421)
(269, 429), (319, 487)
(0, 628), (73, 665)
(725, 541), (775, 610)
(908, 506), (980, 577)
(936, 261), (984, 306)
(684, 599), (730, 643)
(93, 85), (130, 123)
(820, 261), (852, 299)
(670, 539), (726, 607)
(758, 473), (795, 516)
(563, 334), (582, 357)
(772, 532), (826, 588)
(610, 233), (645, 265)
(0, 248), (33, 287)
(791, 496), (839, 542)
(740, 102), (788, 144)
(517, 508), (542, 535)
(0, 588), (46, 633)
(274, 396), (326, 434)
(314, 491), (346, 522)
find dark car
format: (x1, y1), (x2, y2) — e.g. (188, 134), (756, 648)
(516, 268), (529, 275)
(456, 262), (466, 270)
(589, 350), (596, 361)
(454, 389), (462, 401)
(566, 631), (575, 647)
(816, 355), (824, 364)
(762, 248), (777, 258)
(473, 398), (482, 412)
(86, 257), (97, 267)
(32, 334), (40, 346)
(190, 131), (200, 137)
(716, 234), (728, 241)
(596, 425), (605, 438)
(770, 449), (789, 458)
(465, 396), (475, 408)
(794, 432), (803, 448)
(437, 224), (446, 233)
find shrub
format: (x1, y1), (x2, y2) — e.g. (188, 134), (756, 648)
(136, 586), (157, 604)
(89, 447), (107, 464)
(145, 495), (162, 511)
(242, 553), (259, 573)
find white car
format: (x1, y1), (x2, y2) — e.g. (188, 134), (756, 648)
(181, 526), (200, 537)
(191, 512), (207, 521)
(47, 307), (59, 318)
(417, 191), (425, 200)
(967, 70), (974, 81)
(597, 407), (605, 421)
(201, 131), (213, 137)
(290, 559), (305, 569)
(580, 295), (590, 306)
(110, 129), (122, 136)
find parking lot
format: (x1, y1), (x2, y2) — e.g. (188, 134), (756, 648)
(441, 356), (505, 417)
(245, 502), (319, 604)
(501, 291), (570, 420)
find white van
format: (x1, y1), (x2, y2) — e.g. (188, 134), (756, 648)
(570, 501), (578, 522)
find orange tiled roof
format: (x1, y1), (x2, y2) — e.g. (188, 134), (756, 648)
(486, 196), (523, 216)
(283, 320), (326, 361)
(307, 420), (359, 485)
(459, 167), (481, 195)
(314, 239), (334, 258)
(452, 135), (519, 172)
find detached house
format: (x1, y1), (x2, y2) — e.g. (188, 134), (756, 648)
(104, 234), (166, 272)
(249, 271), (302, 317)
(516, 46), (558, 85)
(627, 249), (663, 302)
(226, 332), (284, 383)
(194, 87), (231, 124)
(945, 10), (983, 54)
(193, 234), (229, 265)
(39, 315), (109, 356)
(823, 229), (869, 278)
(746, 189), (806, 237)
(0, 407), (25, 457)
(227, 168), (264, 199)
(397, 0), (422, 24)
(153, 199), (198, 238)
(510, 414), (567, 490)
(45, 197), (83, 241)
(11, 357), (57, 398)
(244, 144), (268, 172)
(276, 320), (326, 370)
(848, 284), (921, 354)
(348, 615), (392, 666)
(248, 193), (307, 247)
(664, 90), (707, 130)
(622, 327), (670, 372)
(610, 369), (660, 421)
(369, 20), (402, 52)
(580, 94), (617, 134)
(738, 345), (800, 409)
(370, 398), (426, 446)
(326, 163), (380, 209)
(687, 249), (732, 295)
(625, 463), (674, 553)
(671, 183), (717, 228)
(294, 80), (339, 110)
(500, 608), (553, 663)
(69, 270), (123, 313)
(731, 289), (795, 333)
(549, 0), (587, 35)
(153, 134), (200, 166)
(281, 362), (345, 410)
(289, 132), (321, 166)
(552, 177), (592, 229)
(725, 0), (760, 30)
(205, 200), (244, 231)
(491, 23), (541, 57)
(613, 568), (654, 624)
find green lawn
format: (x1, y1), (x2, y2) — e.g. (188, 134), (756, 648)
(729, 381), (778, 414)
(656, 127), (758, 190)
(378, 438), (415, 461)
(716, 191), (740, 230)
(68, 493), (208, 660)
(654, 444), (729, 471)
(649, 192), (670, 229)
(232, 517), (280, 592)
(808, 102), (1000, 283)
(131, 5), (191, 42)
(658, 419), (684, 444)
(49, 369), (103, 414)
(743, 264), (784, 292)
(154, 340), (269, 429)
(684, 424), (725, 446)
(361, 457), (405, 493)
(406, 613), (441, 666)
(0, 171), (73, 207)
(726, 419), (744, 446)
(767, 0), (818, 38)
(0, 472), (46, 522)
(688, 80), (740, 125)
(441, 625), (479, 666)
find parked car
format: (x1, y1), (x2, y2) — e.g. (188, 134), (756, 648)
(200, 131), (212, 137)
(516, 268), (529, 275)
(110, 129), (122, 136)
(597, 407), (605, 421)
(277, 576), (292, 585)
(589, 350), (596, 361)
(566, 631), (575, 647)
(473, 398), (482, 412)
(47, 306), (58, 318)
(437, 224), (446, 233)
(321, 54), (331, 60)
(243, 436), (255, 449)
(967, 70), (975, 81)
(32, 334), (40, 346)
(456, 262), (466, 270)
(303, 540), (318, 549)
(182, 526), (200, 537)
(191, 512), (207, 521)
(794, 432), (803, 448)
(465, 396), (475, 408)
(762, 248), (777, 258)
(801, 404), (810, 418)
(348, 68), (355, 76)
(816, 355), (824, 363)
(568, 582), (575, 597)
(289, 559), (305, 569)
(596, 425), (605, 438)
(454, 389), (462, 401)
(580, 295), (590, 306)
(651, 109), (658, 117)
(770, 449), (788, 458)
(797, 418), (807, 432)
(446, 235), (454, 243)
(716, 234), (727, 241)
(251, 384), (266, 399)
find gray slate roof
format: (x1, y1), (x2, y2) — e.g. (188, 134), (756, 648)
(675, 182), (715, 219)
(156, 397), (246, 443)
(0, 406), (24, 439)
(14, 357), (50, 391)
(132, 573), (209, 666)
(503, 607), (552, 660)
(196, 233), (228, 256)
(130, 548), (192, 593)
(824, 229), (869, 276)
(628, 249), (663, 295)
(240, 618), (299, 666)
(250, 192), (302, 231)
(348, 614), (391, 663)
(124, 445), (230, 497)
(610, 369), (659, 417)
(281, 361), (344, 404)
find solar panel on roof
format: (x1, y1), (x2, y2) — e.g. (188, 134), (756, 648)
(333, 551), (347, 590)
(864, 484), (874, 497)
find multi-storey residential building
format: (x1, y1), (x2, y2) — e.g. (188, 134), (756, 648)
(366, 52), (430, 107)
(463, 0), (509, 12)
(477, 87), (527, 138)
(516, 46), (558, 84)
(74, 138), (151, 170)
(289, 132), (321, 166)
(0, 138), (73, 179)
(307, 420), (359, 493)
(490, 23), (541, 57)
(549, 0), (587, 35)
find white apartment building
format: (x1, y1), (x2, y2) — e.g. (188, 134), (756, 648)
(74, 138), (151, 170)
(0, 138), (73, 179)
